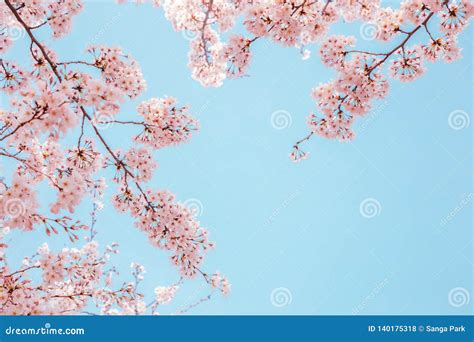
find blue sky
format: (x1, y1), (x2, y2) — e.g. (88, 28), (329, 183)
(2, 2), (472, 315)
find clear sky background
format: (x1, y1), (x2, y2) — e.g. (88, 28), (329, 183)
(2, 1), (472, 315)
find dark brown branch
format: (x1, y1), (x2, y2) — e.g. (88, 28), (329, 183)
(4, 0), (156, 210)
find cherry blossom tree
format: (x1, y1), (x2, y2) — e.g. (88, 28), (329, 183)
(1, 0), (471, 315)
(128, 0), (472, 161)
(0, 0), (229, 315)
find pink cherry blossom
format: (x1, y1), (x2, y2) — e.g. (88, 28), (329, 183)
(125, 0), (472, 161)
(1, 0), (228, 315)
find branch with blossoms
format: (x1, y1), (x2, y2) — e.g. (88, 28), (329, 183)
(0, 228), (228, 315)
(291, 0), (472, 160)
(125, 0), (472, 160)
(0, 0), (228, 315)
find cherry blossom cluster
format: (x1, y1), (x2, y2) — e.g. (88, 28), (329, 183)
(1, 232), (225, 315)
(127, 0), (472, 160)
(87, 46), (147, 99)
(0, 0), (82, 53)
(129, 0), (338, 86)
(112, 188), (215, 277)
(1, 237), (107, 315)
(135, 97), (198, 149)
(0, 0), (228, 314)
(210, 272), (231, 295)
(292, 0), (472, 160)
(124, 147), (157, 182)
